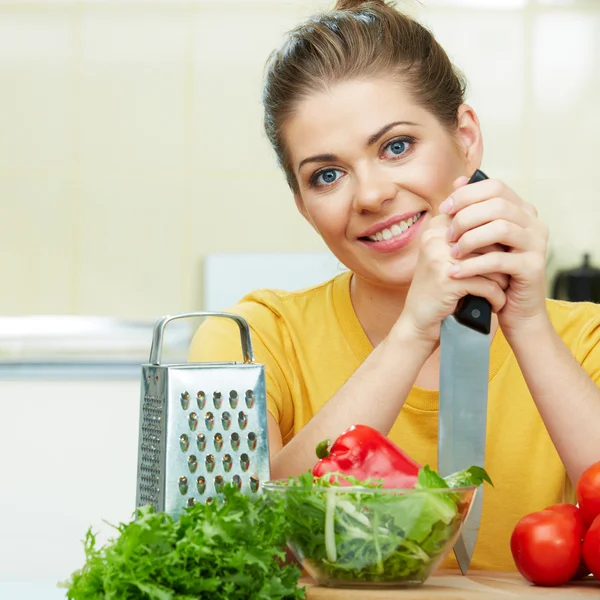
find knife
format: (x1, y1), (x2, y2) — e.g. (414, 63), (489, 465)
(438, 168), (492, 575)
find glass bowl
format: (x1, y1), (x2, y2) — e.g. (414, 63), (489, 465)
(262, 479), (477, 588)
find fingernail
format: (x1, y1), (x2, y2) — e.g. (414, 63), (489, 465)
(439, 196), (454, 214)
(446, 225), (454, 241)
(451, 244), (460, 258)
(449, 263), (461, 276)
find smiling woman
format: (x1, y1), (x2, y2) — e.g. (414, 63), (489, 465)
(189, 0), (600, 573)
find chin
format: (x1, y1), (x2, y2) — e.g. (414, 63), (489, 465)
(352, 262), (416, 291)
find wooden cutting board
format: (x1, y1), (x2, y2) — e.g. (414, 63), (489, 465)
(302, 571), (599, 599)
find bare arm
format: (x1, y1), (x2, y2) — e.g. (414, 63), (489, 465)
(506, 316), (600, 485)
(444, 177), (600, 484)
(268, 321), (433, 479)
(267, 215), (507, 480)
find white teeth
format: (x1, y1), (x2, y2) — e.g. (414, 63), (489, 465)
(367, 212), (423, 242)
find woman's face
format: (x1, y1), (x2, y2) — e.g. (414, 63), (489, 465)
(283, 77), (483, 289)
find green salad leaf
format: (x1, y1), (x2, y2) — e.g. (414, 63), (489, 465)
(62, 484), (304, 600)
(443, 466), (493, 489)
(280, 464), (491, 584)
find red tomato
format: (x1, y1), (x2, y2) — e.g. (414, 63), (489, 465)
(572, 559), (592, 580)
(582, 514), (600, 579)
(544, 504), (586, 540)
(511, 510), (581, 586)
(543, 504), (590, 579)
(576, 461), (600, 527)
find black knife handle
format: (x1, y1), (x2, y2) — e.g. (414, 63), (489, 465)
(453, 169), (492, 335)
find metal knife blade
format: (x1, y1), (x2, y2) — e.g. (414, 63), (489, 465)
(438, 169), (492, 575)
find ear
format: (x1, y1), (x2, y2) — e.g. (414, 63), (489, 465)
(294, 192), (321, 234)
(455, 104), (483, 172)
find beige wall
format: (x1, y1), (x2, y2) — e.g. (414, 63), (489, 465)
(1, 0), (599, 318)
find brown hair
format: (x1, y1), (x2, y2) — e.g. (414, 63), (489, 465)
(262, 0), (467, 192)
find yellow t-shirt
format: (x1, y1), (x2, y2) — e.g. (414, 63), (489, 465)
(188, 270), (600, 572)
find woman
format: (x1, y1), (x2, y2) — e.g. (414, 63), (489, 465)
(189, 0), (600, 571)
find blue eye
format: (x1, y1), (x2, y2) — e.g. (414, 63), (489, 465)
(311, 168), (343, 188)
(382, 136), (414, 159)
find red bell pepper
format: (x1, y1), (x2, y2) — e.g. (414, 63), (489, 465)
(312, 424), (421, 488)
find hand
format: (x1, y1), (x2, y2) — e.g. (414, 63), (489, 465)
(441, 176), (549, 336)
(397, 213), (508, 345)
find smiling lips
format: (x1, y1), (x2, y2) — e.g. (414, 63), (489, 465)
(363, 212), (425, 242)
(358, 211), (426, 252)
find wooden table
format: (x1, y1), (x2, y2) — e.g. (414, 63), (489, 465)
(302, 571), (599, 599)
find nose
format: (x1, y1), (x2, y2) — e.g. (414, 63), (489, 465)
(351, 164), (397, 213)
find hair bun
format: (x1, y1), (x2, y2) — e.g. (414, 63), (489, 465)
(335, 0), (386, 10)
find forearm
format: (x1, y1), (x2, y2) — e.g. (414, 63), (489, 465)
(506, 316), (600, 484)
(270, 321), (433, 480)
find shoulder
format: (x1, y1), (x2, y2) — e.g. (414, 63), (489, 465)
(546, 298), (600, 332)
(545, 298), (600, 349)
(189, 271), (349, 356)
(220, 271), (349, 325)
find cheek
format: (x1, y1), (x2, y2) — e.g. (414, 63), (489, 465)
(304, 195), (350, 241)
(396, 149), (463, 207)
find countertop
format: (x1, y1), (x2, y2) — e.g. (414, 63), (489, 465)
(1, 572), (597, 599)
(302, 571), (599, 599)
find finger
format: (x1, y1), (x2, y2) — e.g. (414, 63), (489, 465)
(454, 276), (507, 314)
(440, 178), (523, 216)
(427, 213), (452, 231)
(482, 271), (510, 291)
(452, 175), (470, 191)
(450, 251), (545, 280)
(451, 220), (531, 258)
(462, 246), (509, 289)
(447, 197), (529, 242)
(476, 243), (507, 254)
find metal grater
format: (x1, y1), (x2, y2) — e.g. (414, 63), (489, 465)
(135, 311), (271, 517)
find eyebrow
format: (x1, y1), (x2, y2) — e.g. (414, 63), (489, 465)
(297, 120), (421, 171)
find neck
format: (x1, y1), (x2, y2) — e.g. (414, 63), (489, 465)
(349, 272), (501, 349)
(349, 273), (410, 347)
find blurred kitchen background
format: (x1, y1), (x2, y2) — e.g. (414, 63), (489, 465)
(1, 0), (600, 594)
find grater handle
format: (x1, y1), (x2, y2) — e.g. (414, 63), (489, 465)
(149, 311), (255, 365)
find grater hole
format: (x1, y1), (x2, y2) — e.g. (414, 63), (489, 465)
(213, 391), (223, 409)
(180, 391), (190, 410)
(232, 474), (242, 490)
(221, 411), (232, 430)
(205, 411), (215, 431)
(250, 474), (260, 493)
(206, 454), (216, 473)
(197, 432), (206, 451)
(197, 476), (206, 494)
(188, 412), (198, 431)
(187, 497), (196, 507)
(155, 375), (159, 382)
(222, 453), (233, 472)
(197, 391), (206, 409)
(229, 390), (239, 408)
(238, 411), (248, 430)
(248, 431), (257, 451)
(240, 453), (250, 472)
(206, 497), (213, 504)
(214, 432), (223, 452)
(179, 434), (189, 452)
(245, 390), (255, 408)
(214, 475), (224, 493)
(230, 432), (240, 451)
(179, 476), (188, 495)
(188, 455), (198, 473)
